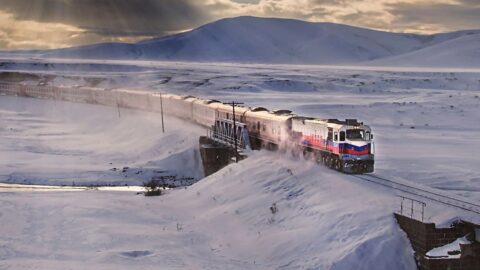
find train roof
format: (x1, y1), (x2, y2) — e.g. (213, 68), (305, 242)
(206, 99), (221, 104)
(181, 96), (197, 102)
(216, 103), (251, 114)
(161, 93), (180, 99)
(251, 107), (269, 112)
(114, 88), (149, 94)
(272, 109), (292, 115)
(295, 117), (363, 125)
(245, 110), (295, 121)
(330, 119), (363, 126)
(193, 99), (221, 105)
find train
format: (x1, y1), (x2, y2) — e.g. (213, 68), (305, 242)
(0, 83), (375, 173)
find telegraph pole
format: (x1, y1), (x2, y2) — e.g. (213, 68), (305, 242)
(223, 101), (244, 162)
(52, 83), (56, 107)
(115, 90), (121, 118)
(159, 92), (165, 133)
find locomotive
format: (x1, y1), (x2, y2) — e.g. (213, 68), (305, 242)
(0, 83), (375, 173)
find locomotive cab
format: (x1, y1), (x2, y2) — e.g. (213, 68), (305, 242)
(334, 123), (374, 173)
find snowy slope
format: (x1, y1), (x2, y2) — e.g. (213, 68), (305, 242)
(37, 16), (480, 66)
(0, 96), (205, 186)
(366, 33), (480, 68)
(41, 42), (141, 61)
(0, 151), (420, 270)
(134, 16), (428, 63)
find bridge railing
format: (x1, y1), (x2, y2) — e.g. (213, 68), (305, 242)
(207, 118), (251, 151)
(397, 196), (426, 222)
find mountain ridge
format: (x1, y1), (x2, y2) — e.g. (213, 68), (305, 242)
(6, 16), (480, 67)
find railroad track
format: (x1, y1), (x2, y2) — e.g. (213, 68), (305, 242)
(352, 174), (480, 215)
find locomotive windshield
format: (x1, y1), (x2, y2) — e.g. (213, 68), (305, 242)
(346, 129), (369, 141)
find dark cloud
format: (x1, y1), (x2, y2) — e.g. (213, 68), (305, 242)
(0, 0), (209, 36)
(387, 1), (480, 32)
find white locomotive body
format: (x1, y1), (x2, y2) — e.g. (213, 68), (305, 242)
(291, 118), (374, 173)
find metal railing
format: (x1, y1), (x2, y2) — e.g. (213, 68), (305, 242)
(207, 118), (251, 151)
(398, 196), (426, 222)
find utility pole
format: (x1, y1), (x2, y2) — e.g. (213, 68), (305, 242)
(223, 101), (244, 163)
(52, 84), (56, 107)
(115, 90), (121, 118)
(159, 92), (165, 133)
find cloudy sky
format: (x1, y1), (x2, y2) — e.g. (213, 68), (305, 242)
(0, 0), (478, 50)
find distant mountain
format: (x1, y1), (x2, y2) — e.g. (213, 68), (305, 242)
(27, 16), (480, 67)
(365, 32), (480, 68)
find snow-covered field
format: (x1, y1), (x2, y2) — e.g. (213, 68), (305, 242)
(1, 59), (480, 269)
(0, 95), (204, 186)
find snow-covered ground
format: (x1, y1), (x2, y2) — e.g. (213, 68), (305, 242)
(1, 151), (420, 270)
(0, 95), (205, 186)
(1, 59), (480, 269)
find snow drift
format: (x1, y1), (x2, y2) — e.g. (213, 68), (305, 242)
(0, 150), (418, 269)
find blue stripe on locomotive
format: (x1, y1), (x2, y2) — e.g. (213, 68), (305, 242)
(300, 139), (369, 152)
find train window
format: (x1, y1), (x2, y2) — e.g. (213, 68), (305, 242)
(327, 129), (333, 140)
(334, 132), (338, 141)
(366, 131), (371, 140)
(346, 129), (366, 141)
(257, 122), (260, 130)
(262, 124), (266, 132)
(340, 131), (345, 141)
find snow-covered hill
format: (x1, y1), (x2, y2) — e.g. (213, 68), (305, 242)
(366, 33), (480, 68)
(35, 16), (480, 67)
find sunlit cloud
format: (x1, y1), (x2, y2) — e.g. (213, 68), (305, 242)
(0, 10), (160, 50)
(0, 11), (85, 49)
(202, 0), (479, 33)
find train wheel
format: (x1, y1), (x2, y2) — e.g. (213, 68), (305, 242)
(291, 147), (301, 158)
(335, 160), (343, 172)
(323, 155), (328, 166)
(325, 156), (332, 168)
(303, 149), (313, 160)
